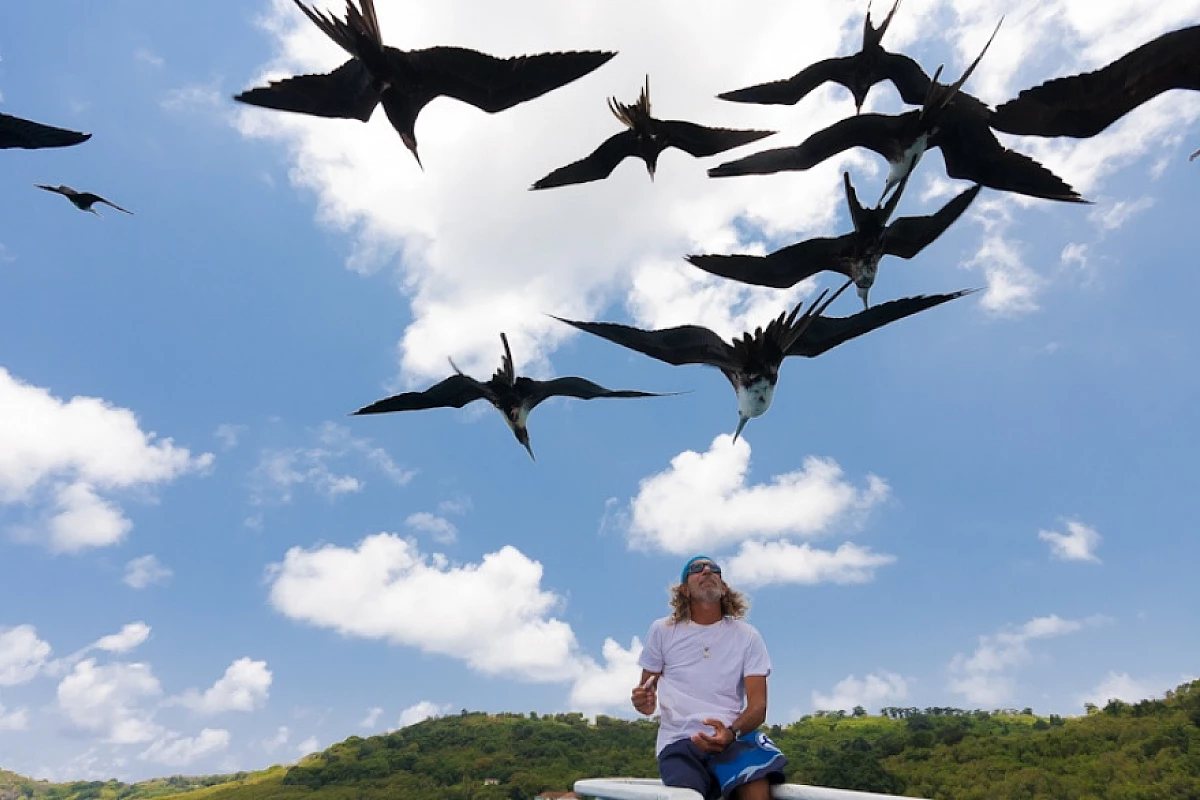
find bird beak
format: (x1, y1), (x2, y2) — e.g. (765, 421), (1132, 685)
(857, 285), (870, 308)
(402, 134), (423, 170)
(732, 415), (749, 443)
(523, 440), (536, 462)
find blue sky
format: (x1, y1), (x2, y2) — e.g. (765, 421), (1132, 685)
(1, 0), (1198, 783)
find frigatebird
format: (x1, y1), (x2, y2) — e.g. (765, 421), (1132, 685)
(530, 76), (775, 189)
(709, 21), (1085, 205)
(352, 333), (671, 460)
(234, 0), (615, 167)
(990, 25), (1200, 138)
(687, 172), (980, 307)
(36, 185), (133, 216)
(717, 0), (932, 112)
(1191, 148), (1199, 161)
(554, 283), (971, 441)
(0, 112), (90, 150)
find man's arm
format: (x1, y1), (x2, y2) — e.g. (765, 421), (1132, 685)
(693, 675), (769, 753)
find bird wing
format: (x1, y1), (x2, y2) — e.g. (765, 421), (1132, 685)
(233, 59), (380, 121)
(402, 47), (616, 113)
(881, 183), (981, 258)
(530, 130), (639, 189)
(686, 234), (854, 289)
(657, 120), (775, 158)
(553, 316), (738, 370)
(352, 374), (490, 414)
(520, 377), (670, 409)
(991, 25), (1200, 137)
(94, 196), (133, 215)
(716, 56), (856, 105)
(708, 112), (911, 177)
(788, 290), (973, 357)
(936, 118), (1086, 203)
(877, 50), (935, 105)
(0, 112), (91, 150)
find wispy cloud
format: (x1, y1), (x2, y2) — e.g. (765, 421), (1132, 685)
(726, 540), (896, 588)
(139, 729), (230, 767)
(1039, 519), (1102, 563)
(0, 625), (52, 686)
(123, 555), (173, 589)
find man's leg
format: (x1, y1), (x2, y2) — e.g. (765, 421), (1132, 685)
(732, 777), (772, 799)
(658, 739), (719, 799)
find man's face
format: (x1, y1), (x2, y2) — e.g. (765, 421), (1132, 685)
(686, 560), (725, 603)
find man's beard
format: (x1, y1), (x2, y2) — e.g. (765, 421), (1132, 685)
(691, 584), (724, 604)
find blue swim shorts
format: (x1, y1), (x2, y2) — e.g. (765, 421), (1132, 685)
(658, 730), (788, 799)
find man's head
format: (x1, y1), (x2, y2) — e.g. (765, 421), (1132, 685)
(681, 555), (725, 604)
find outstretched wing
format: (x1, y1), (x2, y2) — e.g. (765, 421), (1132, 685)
(658, 120), (775, 158)
(686, 234), (854, 289)
(882, 183), (981, 258)
(521, 377), (671, 409)
(233, 59), (380, 121)
(717, 56), (856, 106)
(403, 47), (616, 113)
(709, 112), (911, 177)
(788, 290), (973, 357)
(92, 195), (133, 215)
(936, 119), (1086, 203)
(531, 131), (638, 189)
(0, 112), (91, 150)
(553, 316), (737, 370)
(352, 374), (490, 414)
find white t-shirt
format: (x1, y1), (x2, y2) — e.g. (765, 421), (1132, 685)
(638, 615), (772, 755)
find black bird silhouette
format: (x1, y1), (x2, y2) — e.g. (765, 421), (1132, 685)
(530, 76), (775, 189)
(351, 333), (671, 460)
(36, 185), (133, 216)
(0, 112), (91, 150)
(710, 21), (1086, 205)
(555, 283), (971, 441)
(234, 0), (615, 167)
(991, 25), (1200, 138)
(687, 171), (980, 307)
(717, 0), (932, 113)
(1190, 148), (1199, 161)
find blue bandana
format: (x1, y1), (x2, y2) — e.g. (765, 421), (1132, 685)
(681, 555), (717, 584)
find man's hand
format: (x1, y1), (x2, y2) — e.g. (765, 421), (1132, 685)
(691, 718), (735, 754)
(631, 674), (659, 715)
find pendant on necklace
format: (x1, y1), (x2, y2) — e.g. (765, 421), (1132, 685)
(703, 646), (710, 659)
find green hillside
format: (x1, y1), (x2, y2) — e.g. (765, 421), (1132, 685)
(4, 679), (1198, 800)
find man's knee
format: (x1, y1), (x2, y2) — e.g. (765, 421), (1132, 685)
(732, 777), (772, 799)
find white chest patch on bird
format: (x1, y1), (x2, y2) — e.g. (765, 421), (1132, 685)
(736, 380), (776, 420)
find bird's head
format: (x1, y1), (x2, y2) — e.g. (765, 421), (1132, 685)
(500, 404), (535, 462)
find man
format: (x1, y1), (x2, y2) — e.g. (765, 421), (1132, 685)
(631, 555), (787, 800)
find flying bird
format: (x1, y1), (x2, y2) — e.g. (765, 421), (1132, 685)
(717, 0), (933, 112)
(710, 21), (1085, 205)
(234, 0), (616, 167)
(351, 333), (671, 460)
(530, 76), (774, 189)
(555, 283), (971, 441)
(0, 112), (91, 150)
(990, 25), (1200, 138)
(687, 172), (981, 307)
(36, 185), (133, 216)
(1190, 148), (1199, 161)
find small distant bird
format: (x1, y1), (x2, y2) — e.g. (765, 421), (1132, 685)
(990, 25), (1200, 138)
(530, 76), (775, 189)
(555, 283), (971, 441)
(717, 0), (932, 113)
(1190, 148), (1199, 161)
(36, 185), (133, 216)
(234, 0), (615, 167)
(687, 171), (981, 307)
(0, 112), (91, 150)
(352, 332), (671, 460)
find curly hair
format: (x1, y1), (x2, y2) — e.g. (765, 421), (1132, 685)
(668, 581), (748, 623)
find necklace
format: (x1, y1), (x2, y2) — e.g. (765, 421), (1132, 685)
(698, 619), (722, 659)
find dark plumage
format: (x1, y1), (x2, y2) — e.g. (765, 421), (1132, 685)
(687, 171), (981, 307)
(0, 112), (91, 150)
(36, 185), (133, 216)
(530, 76), (774, 189)
(351, 333), (671, 460)
(234, 0), (615, 166)
(555, 283), (971, 441)
(991, 25), (1200, 138)
(717, 0), (932, 112)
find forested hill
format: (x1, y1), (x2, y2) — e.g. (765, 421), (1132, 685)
(4, 679), (1199, 800)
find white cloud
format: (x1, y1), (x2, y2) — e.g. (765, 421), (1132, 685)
(214, 423), (248, 450)
(0, 701), (29, 731)
(124, 554), (173, 589)
(134, 48), (164, 68)
(176, 658), (272, 714)
(1089, 197), (1155, 231)
(967, 228), (1042, 317)
(0, 625), (51, 686)
(626, 436), (889, 554)
(93, 622), (152, 654)
(948, 615), (1101, 705)
(139, 728), (230, 767)
(1039, 519), (1102, 563)
(1078, 671), (1196, 711)
(360, 707), (383, 728)
(812, 672), (909, 714)
(568, 637), (644, 715)
(0, 368), (213, 552)
(267, 535), (586, 682)
(398, 700), (448, 728)
(405, 512), (458, 544)
(726, 540), (896, 588)
(296, 736), (319, 756)
(262, 725), (290, 753)
(56, 659), (163, 744)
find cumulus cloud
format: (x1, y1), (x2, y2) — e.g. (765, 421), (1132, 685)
(139, 728), (230, 767)
(56, 659), (163, 744)
(176, 658), (272, 714)
(0, 368), (213, 552)
(360, 707), (383, 728)
(1039, 519), (1102, 563)
(1078, 671), (1196, 711)
(405, 512), (459, 544)
(626, 436), (889, 554)
(296, 736), (319, 756)
(93, 622), (152, 654)
(0, 701), (29, 731)
(726, 540), (896, 588)
(398, 700), (448, 728)
(812, 672), (910, 714)
(0, 625), (51, 686)
(123, 554), (173, 589)
(569, 637), (644, 714)
(263, 725), (290, 753)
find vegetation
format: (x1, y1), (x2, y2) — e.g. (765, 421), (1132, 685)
(4, 680), (1199, 799)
